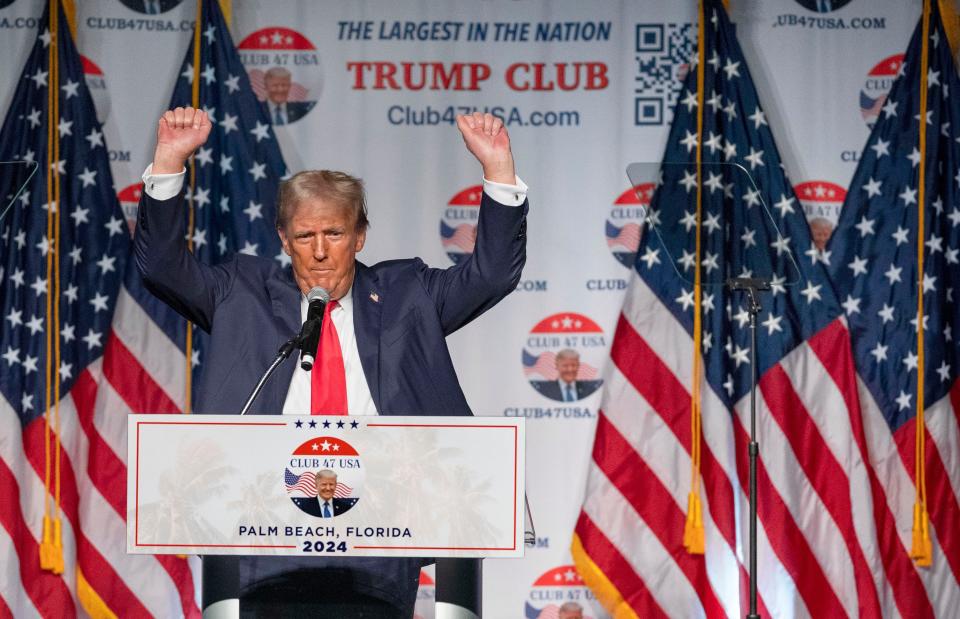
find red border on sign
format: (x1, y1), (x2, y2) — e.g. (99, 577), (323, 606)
(134, 420), (521, 552)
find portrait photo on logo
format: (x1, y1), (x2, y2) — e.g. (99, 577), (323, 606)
(285, 436), (364, 519)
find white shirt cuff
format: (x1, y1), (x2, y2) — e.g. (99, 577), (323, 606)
(482, 175), (528, 207)
(142, 163), (186, 201)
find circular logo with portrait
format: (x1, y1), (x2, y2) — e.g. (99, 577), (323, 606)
(440, 185), (481, 264)
(859, 54), (902, 127)
(795, 180), (846, 251)
(606, 183), (652, 268)
(117, 0), (185, 14)
(523, 313), (606, 403)
(285, 436), (363, 518)
(793, 0), (853, 12)
(237, 27), (322, 127)
(525, 565), (603, 619)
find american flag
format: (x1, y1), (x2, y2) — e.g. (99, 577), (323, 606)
(827, 2), (960, 615)
(0, 4), (199, 616)
(285, 470), (354, 499)
(522, 350), (599, 381)
(571, 0), (925, 616)
(605, 221), (642, 253)
(440, 221), (477, 253)
(84, 0), (287, 615)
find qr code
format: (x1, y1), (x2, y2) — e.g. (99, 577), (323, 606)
(633, 23), (694, 126)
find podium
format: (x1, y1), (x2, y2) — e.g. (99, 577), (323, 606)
(128, 414), (525, 617)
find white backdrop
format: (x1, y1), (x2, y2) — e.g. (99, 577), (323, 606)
(0, 0), (936, 616)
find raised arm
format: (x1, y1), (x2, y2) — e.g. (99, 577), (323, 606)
(418, 113), (528, 334)
(134, 107), (232, 331)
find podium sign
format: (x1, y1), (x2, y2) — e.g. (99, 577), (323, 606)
(127, 415), (524, 558)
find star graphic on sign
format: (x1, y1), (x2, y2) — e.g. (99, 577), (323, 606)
(350, 420), (359, 429)
(322, 420), (331, 428)
(332, 444), (340, 451)
(320, 440), (332, 451)
(295, 419), (303, 428)
(309, 420), (317, 428)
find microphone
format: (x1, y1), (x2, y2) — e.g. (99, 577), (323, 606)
(299, 287), (331, 371)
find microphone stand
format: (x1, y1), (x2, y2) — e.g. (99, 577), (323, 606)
(726, 277), (768, 619)
(239, 320), (317, 416)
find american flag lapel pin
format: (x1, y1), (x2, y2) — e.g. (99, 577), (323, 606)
(369, 292), (380, 303)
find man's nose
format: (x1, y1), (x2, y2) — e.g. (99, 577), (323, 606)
(312, 238), (327, 260)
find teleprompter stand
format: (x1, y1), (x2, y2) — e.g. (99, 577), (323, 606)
(726, 277), (769, 619)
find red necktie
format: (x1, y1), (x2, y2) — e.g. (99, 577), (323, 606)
(310, 300), (348, 415)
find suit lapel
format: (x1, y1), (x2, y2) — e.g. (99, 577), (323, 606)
(262, 271), (301, 414)
(351, 263), (383, 413)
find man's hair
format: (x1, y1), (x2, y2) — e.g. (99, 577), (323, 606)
(315, 469), (337, 482)
(559, 601), (583, 612)
(276, 170), (369, 233)
(264, 66), (292, 82)
(555, 348), (580, 361)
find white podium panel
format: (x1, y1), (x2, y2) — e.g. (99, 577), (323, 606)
(127, 415), (524, 558)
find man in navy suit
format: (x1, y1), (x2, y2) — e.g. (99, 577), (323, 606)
(531, 349), (603, 402)
(136, 106), (526, 617)
(261, 67), (315, 125)
(291, 471), (358, 518)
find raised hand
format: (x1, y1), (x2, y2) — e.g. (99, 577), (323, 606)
(455, 112), (516, 185)
(152, 106), (213, 174)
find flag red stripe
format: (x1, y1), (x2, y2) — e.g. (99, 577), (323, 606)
(103, 333), (181, 413)
(72, 370), (201, 618)
(0, 591), (12, 619)
(758, 363), (882, 616)
(574, 513), (670, 618)
(807, 322), (935, 618)
(22, 416), (152, 617)
(0, 452), (76, 618)
(893, 420), (960, 587)
(592, 413), (726, 618)
(729, 413), (848, 618)
(609, 316), (736, 547)
(610, 314), (769, 615)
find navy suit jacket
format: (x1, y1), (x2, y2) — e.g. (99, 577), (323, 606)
(134, 186), (526, 610)
(531, 379), (603, 402)
(291, 496), (358, 518)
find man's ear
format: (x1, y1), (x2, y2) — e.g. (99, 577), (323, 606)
(355, 228), (366, 253)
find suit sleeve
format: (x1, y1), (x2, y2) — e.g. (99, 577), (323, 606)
(415, 191), (527, 335)
(133, 190), (234, 332)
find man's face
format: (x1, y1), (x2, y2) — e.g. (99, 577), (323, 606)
(278, 198), (366, 299)
(317, 476), (336, 501)
(556, 355), (580, 384)
(558, 609), (583, 619)
(265, 75), (291, 104)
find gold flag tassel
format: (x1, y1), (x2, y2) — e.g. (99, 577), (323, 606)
(910, 0), (932, 568)
(683, 0), (708, 556)
(39, 0), (64, 574)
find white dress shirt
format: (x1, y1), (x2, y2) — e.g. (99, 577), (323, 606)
(141, 165), (528, 414)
